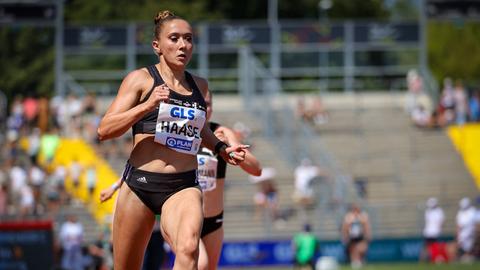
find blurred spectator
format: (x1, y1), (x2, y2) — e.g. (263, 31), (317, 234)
(411, 104), (432, 128)
(293, 158), (320, 207)
(420, 197), (445, 263)
(296, 96), (329, 125)
(453, 80), (468, 125)
(456, 197), (476, 263)
(52, 165), (68, 203)
(249, 167), (280, 222)
(27, 127), (41, 165)
(296, 96), (307, 120)
(65, 92), (84, 137)
(59, 214), (84, 270)
(85, 164), (97, 199)
(341, 203), (371, 269)
(9, 160), (28, 204)
(6, 96), (24, 140)
(311, 96), (329, 125)
(69, 158), (82, 189)
(18, 184), (34, 217)
(292, 223), (319, 270)
(37, 95), (50, 133)
(22, 94), (38, 126)
(405, 69), (424, 114)
(468, 90), (480, 122)
(437, 77), (455, 126)
(29, 164), (46, 214)
(353, 177), (367, 199)
(40, 126), (60, 166)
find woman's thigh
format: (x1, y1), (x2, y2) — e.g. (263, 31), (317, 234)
(161, 187), (203, 251)
(113, 184), (155, 270)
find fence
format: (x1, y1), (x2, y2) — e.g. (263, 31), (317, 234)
(59, 20), (423, 96)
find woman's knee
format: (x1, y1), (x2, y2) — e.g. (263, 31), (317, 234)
(176, 233), (200, 257)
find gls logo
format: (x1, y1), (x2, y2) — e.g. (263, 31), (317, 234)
(166, 137), (193, 151)
(170, 107), (195, 120)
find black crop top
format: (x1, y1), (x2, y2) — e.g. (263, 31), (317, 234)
(132, 65), (207, 135)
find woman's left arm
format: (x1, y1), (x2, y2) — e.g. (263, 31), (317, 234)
(195, 76), (248, 165)
(214, 126), (262, 176)
(201, 125), (248, 165)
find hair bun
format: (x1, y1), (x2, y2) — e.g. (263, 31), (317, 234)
(154, 10), (175, 24)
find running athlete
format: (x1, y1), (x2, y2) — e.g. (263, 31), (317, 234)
(197, 91), (262, 270)
(341, 203), (371, 269)
(99, 90), (262, 270)
(97, 10), (248, 270)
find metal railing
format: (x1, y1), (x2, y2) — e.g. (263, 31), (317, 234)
(58, 20), (422, 96)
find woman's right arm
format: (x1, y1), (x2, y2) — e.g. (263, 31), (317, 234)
(97, 70), (168, 141)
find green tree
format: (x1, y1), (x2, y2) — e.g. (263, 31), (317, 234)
(0, 27), (54, 103)
(388, 0), (418, 20)
(428, 21), (480, 86)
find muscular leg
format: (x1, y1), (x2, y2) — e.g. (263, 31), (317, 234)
(113, 184), (155, 270)
(161, 187), (203, 270)
(199, 227), (224, 270)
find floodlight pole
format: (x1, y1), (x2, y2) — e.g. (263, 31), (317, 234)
(54, 0), (64, 96)
(419, 0), (427, 73)
(268, 0), (280, 78)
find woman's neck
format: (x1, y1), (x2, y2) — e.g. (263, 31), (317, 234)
(157, 61), (185, 88)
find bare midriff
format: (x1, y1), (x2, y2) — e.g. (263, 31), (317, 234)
(128, 133), (198, 173)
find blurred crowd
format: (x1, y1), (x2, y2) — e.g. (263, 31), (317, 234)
(405, 69), (480, 128)
(0, 91), (122, 270)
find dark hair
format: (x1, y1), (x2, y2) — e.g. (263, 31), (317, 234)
(153, 10), (181, 39)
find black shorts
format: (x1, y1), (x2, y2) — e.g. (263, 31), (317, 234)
(124, 163), (200, 215)
(348, 236), (365, 245)
(201, 211), (223, 238)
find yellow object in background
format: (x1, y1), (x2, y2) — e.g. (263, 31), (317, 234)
(52, 139), (118, 225)
(448, 124), (480, 190)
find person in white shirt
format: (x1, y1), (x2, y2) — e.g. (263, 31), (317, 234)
(59, 215), (84, 270)
(456, 197), (476, 262)
(293, 158), (319, 207)
(424, 197), (445, 241)
(420, 197), (445, 262)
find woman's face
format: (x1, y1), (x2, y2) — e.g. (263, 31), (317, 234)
(154, 19), (193, 69)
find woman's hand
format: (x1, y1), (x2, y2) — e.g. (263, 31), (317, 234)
(99, 187), (116, 203)
(220, 144), (250, 165)
(144, 83), (170, 111)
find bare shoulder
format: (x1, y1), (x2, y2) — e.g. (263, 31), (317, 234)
(119, 68), (153, 94)
(126, 68), (151, 86)
(190, 73), (209, 97)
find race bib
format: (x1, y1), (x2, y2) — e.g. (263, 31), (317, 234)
(155, 103), (206, 155)
(197, 150), (218, 191)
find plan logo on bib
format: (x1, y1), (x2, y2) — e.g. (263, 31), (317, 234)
(166, 137), (193, 151)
